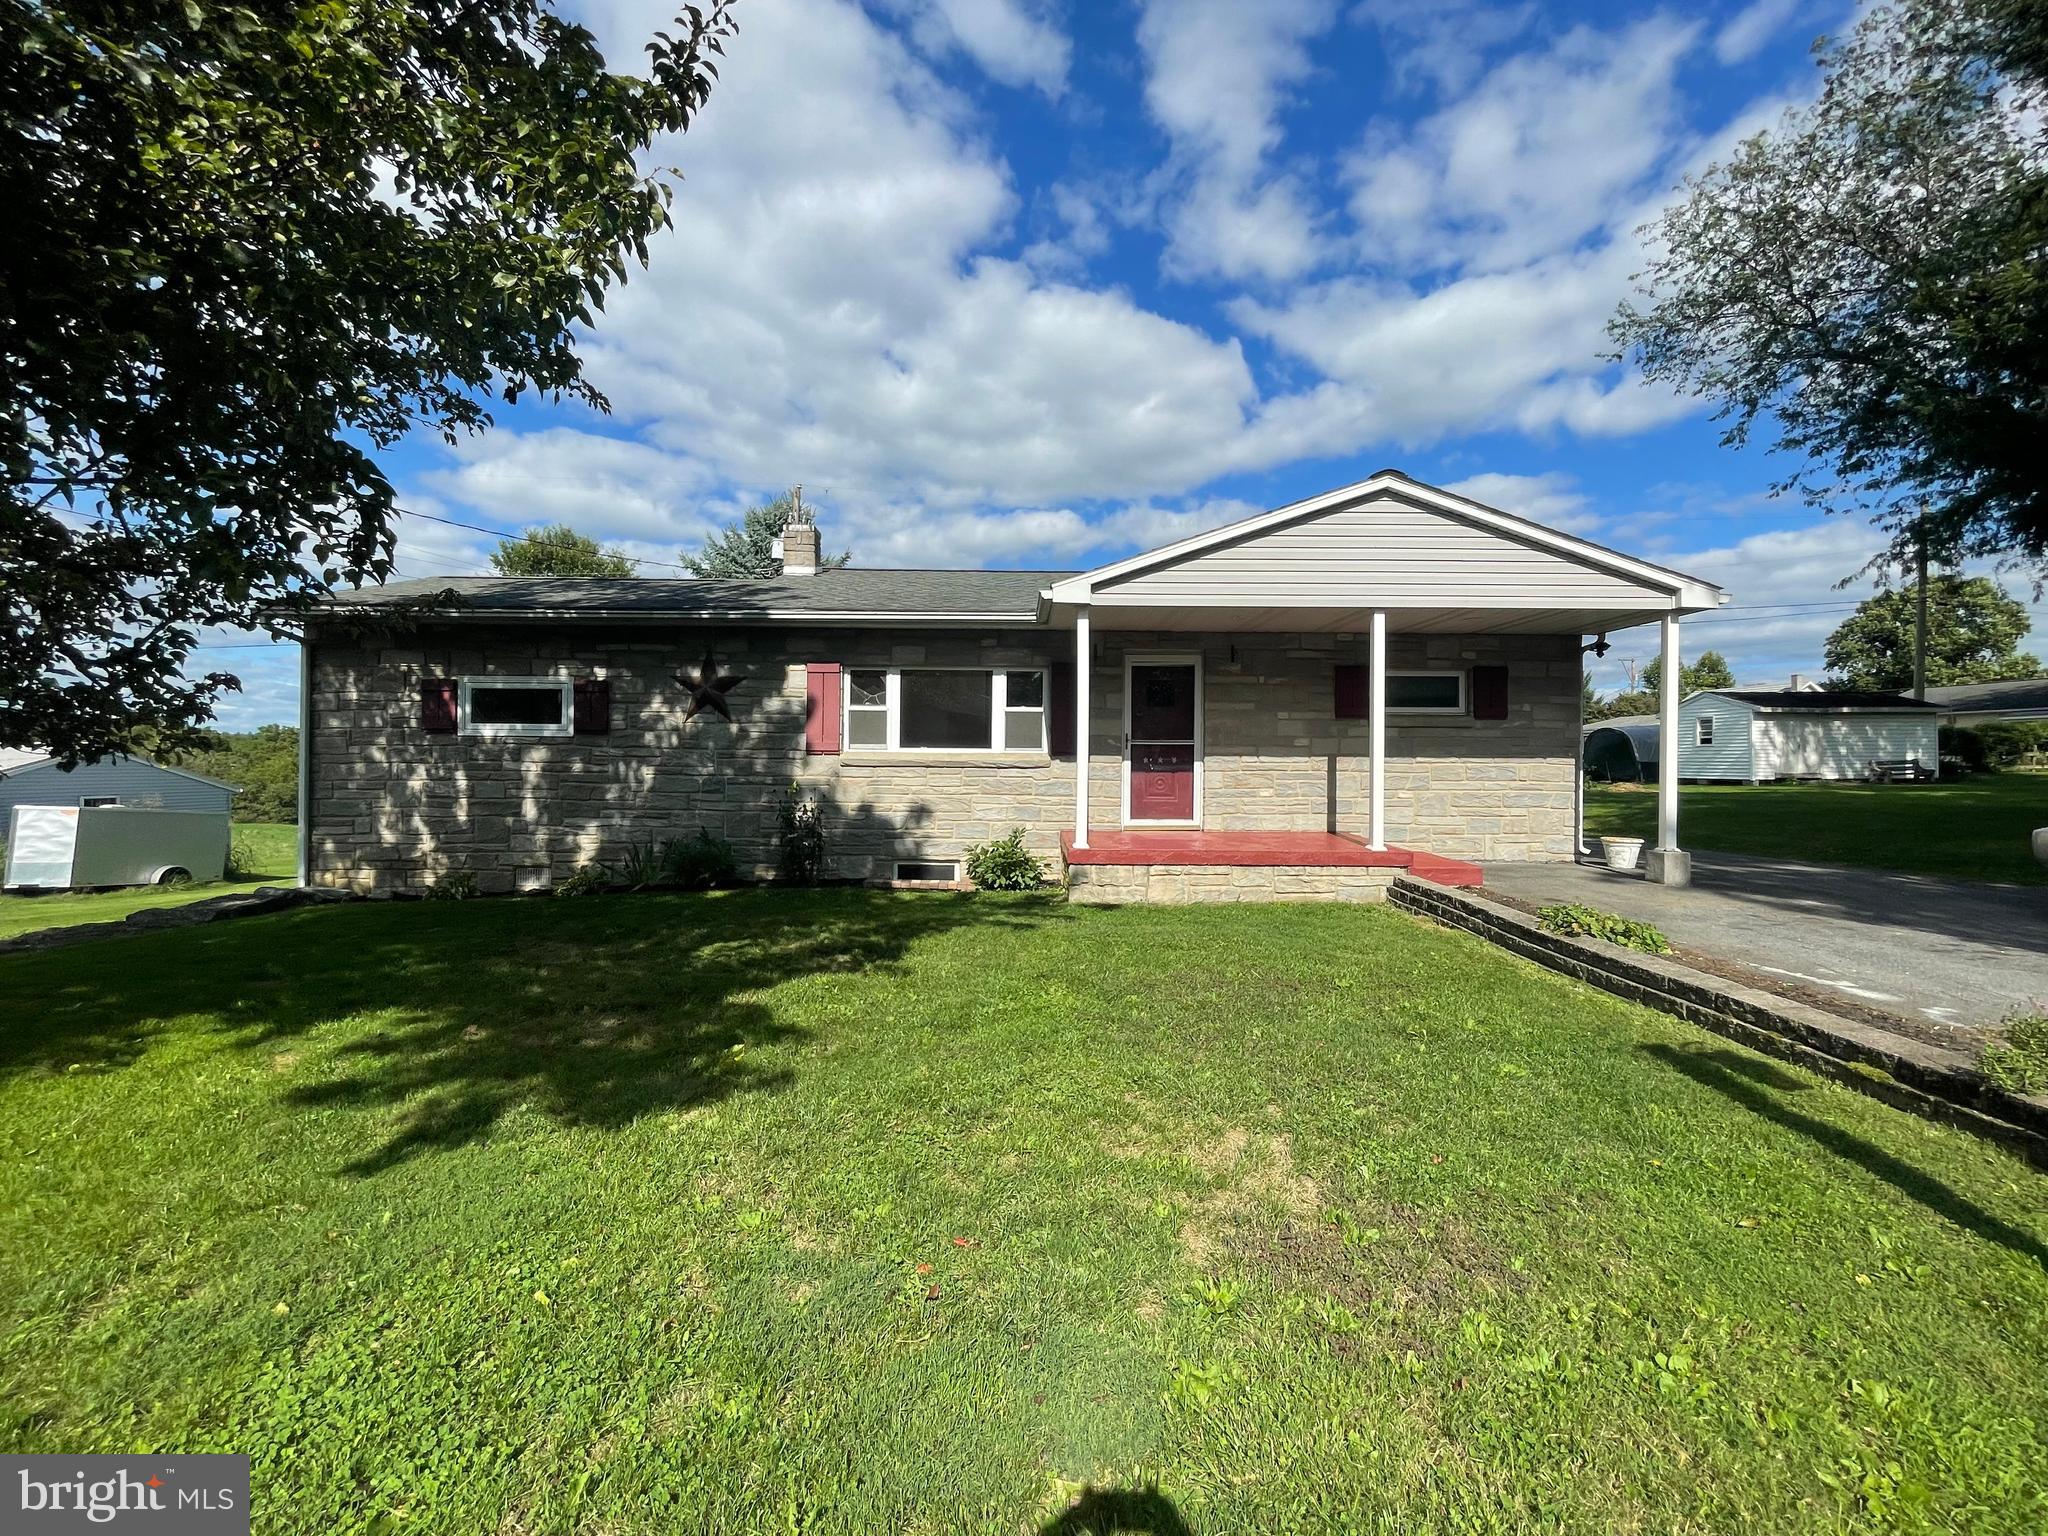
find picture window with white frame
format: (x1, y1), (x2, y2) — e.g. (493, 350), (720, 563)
(843, 668), (1047, 753)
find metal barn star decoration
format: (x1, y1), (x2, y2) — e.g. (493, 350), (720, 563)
(674, 650), (746, 722)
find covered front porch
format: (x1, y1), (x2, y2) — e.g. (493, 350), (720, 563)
(1041, 472), (1728, 894)
(1061, 828), (1482, 905)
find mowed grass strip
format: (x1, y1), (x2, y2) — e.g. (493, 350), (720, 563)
(0, 891), (2042, 1534)
(1586, 776), (2048, 885)
(0, 821), (299, 941)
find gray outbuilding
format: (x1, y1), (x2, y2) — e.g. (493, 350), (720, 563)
(0, 749), (238, 820)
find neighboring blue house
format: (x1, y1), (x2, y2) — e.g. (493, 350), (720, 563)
(0, 749), (238, 819)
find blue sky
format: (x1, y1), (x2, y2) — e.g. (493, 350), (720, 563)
(197, 0), (2045, 727)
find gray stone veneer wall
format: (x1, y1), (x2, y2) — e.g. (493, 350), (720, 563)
(306, 624), (1578, 893)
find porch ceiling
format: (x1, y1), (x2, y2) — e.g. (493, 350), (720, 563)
(1049, 601), (1680, 637)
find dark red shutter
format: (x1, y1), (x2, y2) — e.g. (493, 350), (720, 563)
(1471, 664), (1510, 720)
(421, 679), (458, 733)
(1334, 664), (1369, 720)
(573, 677), (611, 735)
(1048, 662), (1076, 757)
(805, 663), (842, 754)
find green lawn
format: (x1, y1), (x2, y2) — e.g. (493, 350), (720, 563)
(1586, 776), (2048, 885)
(0, 821), (295, 941)
(2, 892), (2043, 1533)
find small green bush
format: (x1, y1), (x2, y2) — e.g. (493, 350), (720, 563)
(778, 783), (825, 885)
(224, 831), (263, 880)
(1537, 902), (1673, 955)
(965, 828), (1045, 891)
(661, 828), (740, 889)
(555, 863), (611, 898)
(425, 868), (479, 901)
(1979, 1012), (2048, 1095)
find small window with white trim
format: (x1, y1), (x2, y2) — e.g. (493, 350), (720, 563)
(80, 796), (120, 808)
(895, 860), (961, 883)
(460, 677), (573, 737)
(843, 668), (1047, 753)
(1386, 672), (1466, 713)
(846, 669), (890, 748)
(1696, 714), (1715, 746)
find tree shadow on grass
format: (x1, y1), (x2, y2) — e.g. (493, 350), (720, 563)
(1642, 1044), (2048, 1270)
(1040, 1486), (1193, 1536)
(0, 888), (1069, 1175)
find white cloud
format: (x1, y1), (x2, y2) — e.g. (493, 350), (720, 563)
(1346, 17), (1700, 272)
(1350, 0), (1539, 96)
(1441, 470), (1600, 532)
(421, 429), (720, 546)
(1232, 243), (1693, 444)
(1135, 0), (1340, 282)
(1714, 0), (1806, 66)
(558, 0), (1290, 531)
(881, 0), (1071, 97)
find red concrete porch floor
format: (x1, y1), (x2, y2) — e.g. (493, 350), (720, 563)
(1059, 830), (1483, 887)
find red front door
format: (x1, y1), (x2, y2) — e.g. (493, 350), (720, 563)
(1128, 663), (1197, 821)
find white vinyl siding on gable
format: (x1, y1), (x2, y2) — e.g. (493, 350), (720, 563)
(1095, 494), (1662, 609)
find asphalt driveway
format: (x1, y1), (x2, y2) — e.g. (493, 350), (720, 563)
(1481, 853), (2048, 1032)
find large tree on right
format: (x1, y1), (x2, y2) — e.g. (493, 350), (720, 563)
(1823, 577), (2041, 690)
(1611, 0), (2048, 570)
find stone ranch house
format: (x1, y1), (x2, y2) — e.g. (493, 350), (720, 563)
(299, 471), (1726, 900)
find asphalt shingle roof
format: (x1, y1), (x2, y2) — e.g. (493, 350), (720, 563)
(1921, 678), (2048, 712)
(1714, 689), (1935, 710)
(317, 570), (1075, 621)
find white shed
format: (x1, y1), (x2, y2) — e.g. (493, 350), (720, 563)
(1675, 690), (1940, 782)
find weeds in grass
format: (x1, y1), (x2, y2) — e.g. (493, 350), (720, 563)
(424, 868), (479, 900)
(1979, 1011), (2048, 1094)
(1538, 902), (1674, 955)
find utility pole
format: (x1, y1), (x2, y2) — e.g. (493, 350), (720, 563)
(1913, 508), (1929, 701)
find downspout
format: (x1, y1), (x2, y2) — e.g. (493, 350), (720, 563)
(297, 636), (312, 887)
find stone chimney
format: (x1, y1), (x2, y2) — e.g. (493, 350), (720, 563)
(780, 486), (820, 576)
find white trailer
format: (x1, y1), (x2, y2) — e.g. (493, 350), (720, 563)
(3, 805), (230, 890)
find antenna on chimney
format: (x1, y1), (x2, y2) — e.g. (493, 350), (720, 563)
(780, 484), (821, 574)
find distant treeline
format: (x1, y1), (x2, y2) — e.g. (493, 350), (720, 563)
(169, 724), (297, 823)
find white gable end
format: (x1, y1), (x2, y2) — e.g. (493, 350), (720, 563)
(1093, 491), (1672, 610)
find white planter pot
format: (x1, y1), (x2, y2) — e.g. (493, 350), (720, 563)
(1602, 836), (1645, 872)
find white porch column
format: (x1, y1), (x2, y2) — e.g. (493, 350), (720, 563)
(1072, 604), (1092, 849)
(1368, 608), (1387, 850)
(1647, 610), (1691, 886)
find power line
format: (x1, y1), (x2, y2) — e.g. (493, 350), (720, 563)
(397, 506), (697, 573)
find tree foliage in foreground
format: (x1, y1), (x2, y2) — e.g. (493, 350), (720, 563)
(1611, 0), (2048, 573)
(2, 1), (734, 761)
(1823, 576), (2041, 691)
(489, 524), (635, 578)
(685, 490), (851, 578)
